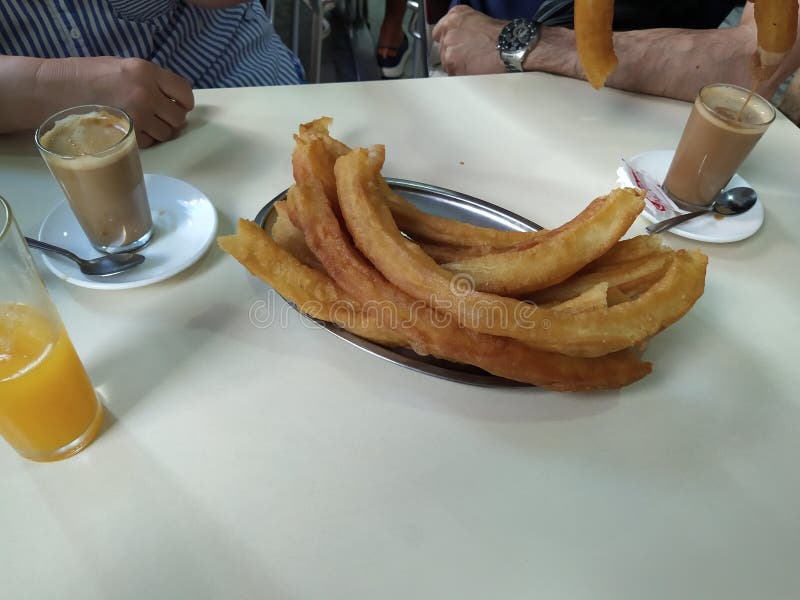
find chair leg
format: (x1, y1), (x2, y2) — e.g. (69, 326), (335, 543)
(307, 0), (324, 83)
(292, 0), (301, 55)
(407, 0), (429, 78)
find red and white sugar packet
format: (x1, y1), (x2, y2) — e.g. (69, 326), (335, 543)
(618, 159), (681, 219)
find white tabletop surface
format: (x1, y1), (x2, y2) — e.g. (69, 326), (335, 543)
(1, 74), (799, 600)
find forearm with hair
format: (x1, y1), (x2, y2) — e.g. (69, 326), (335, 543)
(607, 26), (758, 101)
(525, 21), (771, 102)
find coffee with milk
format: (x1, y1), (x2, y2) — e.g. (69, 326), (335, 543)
(663, 84), (775, 209)
(37, 107), (152, 253)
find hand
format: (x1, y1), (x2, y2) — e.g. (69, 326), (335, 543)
(432, 6), (508, 76)
(78, 57), (195, 148)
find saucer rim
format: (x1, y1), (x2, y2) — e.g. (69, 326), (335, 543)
(37, 173), (218, 290)
(620, 150), (764, 244)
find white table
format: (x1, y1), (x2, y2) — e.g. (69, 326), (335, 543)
(2, 74), (799, 600)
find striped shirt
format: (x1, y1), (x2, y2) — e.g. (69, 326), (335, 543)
(0, 1), (305, 87)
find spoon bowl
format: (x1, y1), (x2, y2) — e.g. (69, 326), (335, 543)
(647, 187), (758, 234)
(26, 237), (145, 277)
(713, 187), (758, 215)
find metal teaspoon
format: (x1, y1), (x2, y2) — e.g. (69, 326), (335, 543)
(646, 187), (758, 234)
(26, 237), (145, 277)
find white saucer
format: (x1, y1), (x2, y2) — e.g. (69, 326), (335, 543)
(617, 150), (764, 243)
(38, 174), (217, 290)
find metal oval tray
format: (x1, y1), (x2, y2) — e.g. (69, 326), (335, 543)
(255, 178), (543, 388)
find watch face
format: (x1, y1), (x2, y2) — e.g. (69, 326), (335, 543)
(498, 18), (535, 53)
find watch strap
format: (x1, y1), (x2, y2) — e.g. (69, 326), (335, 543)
(498, 18), (540, 73)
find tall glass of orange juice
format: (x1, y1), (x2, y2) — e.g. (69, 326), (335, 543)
(0, 195), (103, 461)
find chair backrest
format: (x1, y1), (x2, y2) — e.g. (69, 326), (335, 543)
(261, 0), (274, 22)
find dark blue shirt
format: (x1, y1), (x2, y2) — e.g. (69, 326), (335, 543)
(455, 0), (543, 21)
(450, 0), (743, 29)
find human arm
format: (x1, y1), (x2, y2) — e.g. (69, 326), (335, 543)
(0, 55), (194, 147)
(433, 5), (800, 101)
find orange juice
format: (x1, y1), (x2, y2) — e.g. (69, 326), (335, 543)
(0, 303), (102, 461)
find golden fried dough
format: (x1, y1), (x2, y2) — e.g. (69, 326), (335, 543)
(220, 118), (709, 390)
(219, 219), (405, 348)
(575, 0), (618, 89)
(270, 200), (322, 269)
(442, 188), (645, 295)
(753, 0), (799, 80)
(295, 117), (545, 248)
(286, 178), (651, 390)
(335, 146), (707, 357)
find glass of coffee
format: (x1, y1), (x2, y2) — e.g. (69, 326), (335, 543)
(0, 195), (104, 461)
(35, 105), (153, 253)
(663, 83), (775, 210)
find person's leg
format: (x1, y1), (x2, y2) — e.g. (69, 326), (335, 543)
(378, 0), (407, 53)
(376, 0), (411, 77)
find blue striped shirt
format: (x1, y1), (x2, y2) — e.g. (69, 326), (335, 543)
(0, 1), (305, 87)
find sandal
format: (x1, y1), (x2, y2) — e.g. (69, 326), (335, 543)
(377, 35), (411, 79)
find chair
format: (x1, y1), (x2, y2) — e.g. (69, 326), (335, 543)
(406, 0), (428, 78)
(407, 0), (449, 78)
(285, 0), (379, 82)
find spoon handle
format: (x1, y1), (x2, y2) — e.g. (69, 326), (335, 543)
(646, 209), (710, 234)
(25, 237), (82, 264)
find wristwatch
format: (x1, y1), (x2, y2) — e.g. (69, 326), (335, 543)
(497, 18), (540, 73)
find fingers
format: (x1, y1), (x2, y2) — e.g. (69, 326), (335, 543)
(434, 7), (508, 76)
(97, 58), (191, 147)
(434, 9), (461, 72)
(432, 5), (470, 42)
(147, 66), (192, 143)
(156, 95), (189, 129)
(438, 39), (462, 76)
(156, 67), (194, 111)
(432, 15), (447, 41)
(138, 112), (174, 144)
(137, 131), (155, 149)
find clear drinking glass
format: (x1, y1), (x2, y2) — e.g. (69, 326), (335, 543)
(663, 83), (775, 210)
(0, 195), (104, 461)
(35, 104), (153, 253)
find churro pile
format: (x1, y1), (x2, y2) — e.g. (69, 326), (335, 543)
(219, 119), (708, 391)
